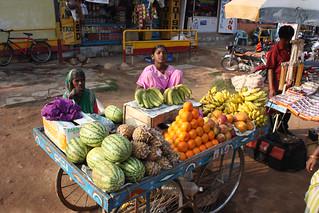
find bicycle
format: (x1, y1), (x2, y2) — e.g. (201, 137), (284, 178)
(0, 29), (52, 66)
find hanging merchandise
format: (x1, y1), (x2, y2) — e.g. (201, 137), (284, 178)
(85, 0), (110, 4)
(65, 0), (79, 21)
(157, 0), (165, 8)
(152, 5), (158, 19)
(81, 3), (89, 15)
(134, 4), (147, 29)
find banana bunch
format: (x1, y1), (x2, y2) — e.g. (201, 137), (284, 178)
(237, 101), (259, 114)
(255, 115), (268, 127)
(164, 84), (192, 105)
(244, 106), (268, 127)
(224, 102), (238, 114)
(201, 88), (230, 115)
(239, 88), (268, 106)
(135, 88), (164, 109)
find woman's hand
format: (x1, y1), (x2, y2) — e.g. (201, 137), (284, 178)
(306, 157), (317, 173)
(68, 88), (76, 99)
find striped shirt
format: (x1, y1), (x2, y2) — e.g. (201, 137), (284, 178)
(305, 169), (319, 213)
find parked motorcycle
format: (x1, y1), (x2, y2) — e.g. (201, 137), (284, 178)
(221, 41), (267, 72)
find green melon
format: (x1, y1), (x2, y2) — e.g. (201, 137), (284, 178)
(65, 137), (88, 164)
(118, 157), (145, 183)
(104, 105), (123, 124)
(92, 160), (125, 192)
(80, 121), (109, 147)
(101, 134), (132, 163)
(86, 147), (108, 169)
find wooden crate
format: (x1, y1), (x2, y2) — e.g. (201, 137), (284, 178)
(124, 100), (201, 128)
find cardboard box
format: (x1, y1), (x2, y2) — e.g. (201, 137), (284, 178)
(42, 113), (95, 152)
(124, 100), (201, 128)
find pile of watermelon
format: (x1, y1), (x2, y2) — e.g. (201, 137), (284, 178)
(65, 120), (145, 193)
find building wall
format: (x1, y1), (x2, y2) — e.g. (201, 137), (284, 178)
(237, 21), (276, 36)
(0, 0), (57, 42)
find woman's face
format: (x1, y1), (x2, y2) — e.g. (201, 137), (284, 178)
(72, 74), (85, 95)
(153, 47), (167, 64)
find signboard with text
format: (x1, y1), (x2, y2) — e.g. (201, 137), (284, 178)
(218, 0), (237, 34)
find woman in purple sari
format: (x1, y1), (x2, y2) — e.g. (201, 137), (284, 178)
(136, 45), (183, 91)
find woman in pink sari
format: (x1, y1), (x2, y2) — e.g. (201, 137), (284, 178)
(136, 45), (183, 91)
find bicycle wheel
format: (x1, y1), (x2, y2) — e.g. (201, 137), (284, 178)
(0, 43), (13, 66)
(55, 168), (99, 211)
(191, 147), (244, 212)
(113, 181), (184, 213)
(30, 41), (51, 63)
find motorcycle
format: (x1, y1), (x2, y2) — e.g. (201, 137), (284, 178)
(221, 40), (267, 72)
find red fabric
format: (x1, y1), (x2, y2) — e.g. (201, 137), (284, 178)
(266, 43), (291, 91)
(93, 101), (99, 114)
(269, 146), (285, 160)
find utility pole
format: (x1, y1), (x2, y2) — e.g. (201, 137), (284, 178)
(54, 0), (64, 64)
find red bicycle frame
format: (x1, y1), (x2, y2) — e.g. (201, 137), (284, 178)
(6, 35), (35, 55)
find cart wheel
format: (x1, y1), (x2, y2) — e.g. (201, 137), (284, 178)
(191, 148), (244, 212)
(113, 181), (184, 213)
(56, 168), (99, 211)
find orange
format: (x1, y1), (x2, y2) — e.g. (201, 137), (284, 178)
(191, 109), (199, 119)
(177, 142), (189, 152)
(196, 127), (204, 137)
(178, 109), (186, 116)
(197, 117), (204, 127)
(206, 141), (214, 148)
(175, 115), (181, 122)
(181, 111), (193, 122)
(193, 147), (201, 155)
(202, 133), (209, 143)
(180, 122), (191, 132)
(212, 139), (219, 145)
(187, 139), (196, 149)
(183, 102), (193, 112)
(190, 119), (198, 129)
(203, 123), (211, 133)
(189, 129), (197, 139)
(208, 131), (215, 140)
(173, 147), (179, 152)
(179, 132), (190, 142)
(194, 136), (202, 146)
(185, 150), (194, 158)
(179, 152), (187, 161)
(199, 144), (207, 152)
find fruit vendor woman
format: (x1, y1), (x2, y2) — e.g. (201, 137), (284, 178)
(63, 68), (99, 114)
(305, 145), (319, 212)
(266, 25), (295, 134)
(136, 45), (183, 90)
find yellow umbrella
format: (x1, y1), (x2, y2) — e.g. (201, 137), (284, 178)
(225, 0), (266, 22)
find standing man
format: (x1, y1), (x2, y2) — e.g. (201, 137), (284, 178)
(266, 25), (295, 134)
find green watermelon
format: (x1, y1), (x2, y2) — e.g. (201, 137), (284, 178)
(104, 105), (123, 123)
(92, 160), (125, 192)
(65, 137), (88, 164)
(86, 147), (108, 169)
(101, 134), (132, 163)
(118, 157), (145, 183)
(80, 121), (109, 147)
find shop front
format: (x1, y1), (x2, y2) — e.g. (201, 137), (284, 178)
(185, 0), (237, 34)
(58, 0), (189, 47)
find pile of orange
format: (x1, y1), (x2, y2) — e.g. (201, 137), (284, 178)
(164, 102), (219, 160)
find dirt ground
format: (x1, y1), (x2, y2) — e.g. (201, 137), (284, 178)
(0, 46), (318, 213)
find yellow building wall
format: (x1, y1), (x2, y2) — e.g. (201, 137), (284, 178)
(0, 0), (57, 44)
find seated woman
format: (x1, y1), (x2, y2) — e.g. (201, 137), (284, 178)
(305, 145), (319, 213)
(63, 68), (99, 114)
(136, 45), (183, 91)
